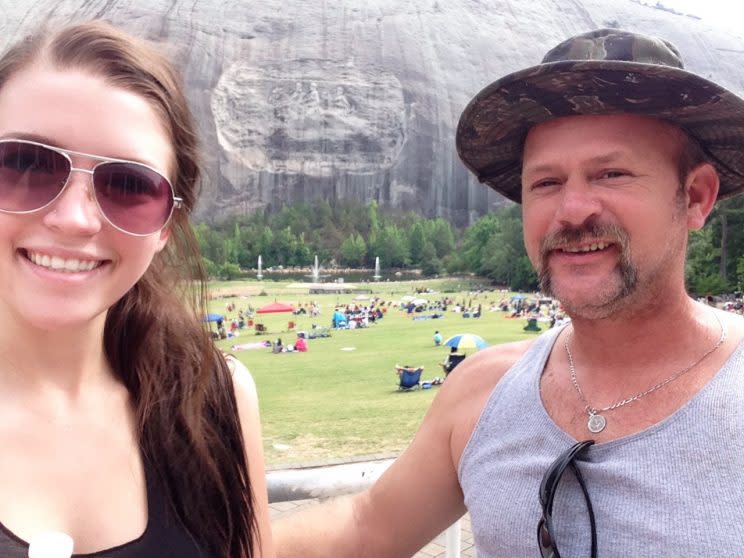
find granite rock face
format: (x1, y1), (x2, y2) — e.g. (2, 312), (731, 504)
(1, 0), (742, 225)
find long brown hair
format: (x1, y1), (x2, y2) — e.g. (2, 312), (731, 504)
(0, 21), (257, 557)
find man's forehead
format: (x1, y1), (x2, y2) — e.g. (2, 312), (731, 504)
(527, 113), (679, 137)
(520, 114), (686, 174)
(522, 151), (630, 175)
(522, 114), (682, 154)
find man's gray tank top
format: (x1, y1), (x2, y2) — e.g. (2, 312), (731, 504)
(458, 325), (744, 557)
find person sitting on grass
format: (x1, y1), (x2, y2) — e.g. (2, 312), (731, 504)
(395, 364), (423, 377)
(294, 335), (308, 352)
(440, 346), (465, 374)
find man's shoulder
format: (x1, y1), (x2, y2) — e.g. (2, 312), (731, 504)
(435, 337), (539, 417)
(435, 337), (539, 464)
(450, 338), (536, 385)
(718, 308), (744, 332)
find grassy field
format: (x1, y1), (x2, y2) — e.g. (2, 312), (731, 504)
(208, 278), (542, 466)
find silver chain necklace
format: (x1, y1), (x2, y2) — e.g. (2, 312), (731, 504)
(564, 312), (727, 434)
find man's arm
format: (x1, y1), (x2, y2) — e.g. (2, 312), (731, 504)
(273, 340), (532, 558)
(273, 379), (468, 557)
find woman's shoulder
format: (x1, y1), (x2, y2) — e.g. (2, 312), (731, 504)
(220, 352), (275, 555)
(222, 353), (258, 403)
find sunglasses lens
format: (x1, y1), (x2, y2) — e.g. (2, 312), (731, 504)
(537, 519), (558, 558)
(93, 162), (174, 235)
(0, 141), (70, 212)
(536, 441), (595, 558)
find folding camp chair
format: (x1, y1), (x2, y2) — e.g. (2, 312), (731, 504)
(395, 365), (423, 391)
(441, 353), (466, 377)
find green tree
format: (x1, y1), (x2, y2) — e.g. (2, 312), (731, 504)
(272, 226), (298, 266)
(420, 241), (442, 277)
(693, 273), (729, 296)
(709, 197), (744, 285)
(367, 201), (380, 236)
(480, 211), (532, 286)
(274, 203), (311, 237)
(202, 257), (218, 278)
(257, 226), (275, 266)
(218, 262), (242, 280)
(737, 256), (744, 292)
(448, 205), (535, 290)
(429, 218), (456, 258)
(372, 224), (410, 267)
(512, 255), (539, 292)
(231, 222), (253, 268)
(686, 227), (720, 294)
(294, 232), (312, 267)
(408, 222), (427, 265)
(194, 223), (227, 265)
(340, 234), (367, 267)
(309, 199), (333, 230)
(456, 214), (499, 273)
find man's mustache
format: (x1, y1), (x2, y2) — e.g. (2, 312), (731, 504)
(539, 222), (629, 259)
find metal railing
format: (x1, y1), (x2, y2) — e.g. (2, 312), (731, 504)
(267, 456), (471, 558)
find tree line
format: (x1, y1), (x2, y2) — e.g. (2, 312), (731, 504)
(194, 198), (744, 296)
(194, 200), (456, 280)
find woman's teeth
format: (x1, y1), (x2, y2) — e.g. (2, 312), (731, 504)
(26, 251), (101, 272)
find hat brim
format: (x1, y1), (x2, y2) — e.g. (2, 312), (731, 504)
(456, 60), (744, 203)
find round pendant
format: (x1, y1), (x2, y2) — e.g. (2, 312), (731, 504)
(587, 413), (606, 433)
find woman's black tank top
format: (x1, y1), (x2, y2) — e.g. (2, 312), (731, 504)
(0, 461), (213, 557)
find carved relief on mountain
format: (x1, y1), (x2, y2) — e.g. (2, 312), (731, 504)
(212, 59), (406, 176)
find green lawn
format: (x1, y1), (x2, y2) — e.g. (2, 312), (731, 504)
(208, 278), (542, 465)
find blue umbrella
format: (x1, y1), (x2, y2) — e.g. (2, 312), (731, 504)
(444, 333), (488, 351)
(203, 313), (225, 323)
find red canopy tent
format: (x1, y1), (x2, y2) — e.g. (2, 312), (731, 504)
(256, 301), (295, 314)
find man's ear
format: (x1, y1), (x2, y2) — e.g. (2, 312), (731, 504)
(685, 162), (719, 231)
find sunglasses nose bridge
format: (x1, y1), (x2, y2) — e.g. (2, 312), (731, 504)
(42, 165), (104, 231)
(67, 166), (98, 203)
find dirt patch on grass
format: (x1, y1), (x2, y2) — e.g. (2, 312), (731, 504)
(209, 285), (264, 297)
(265, 433), (407, 466)
(265, 433), (333, 464)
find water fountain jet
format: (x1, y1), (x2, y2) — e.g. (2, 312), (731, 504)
(373, 256), (382, 281)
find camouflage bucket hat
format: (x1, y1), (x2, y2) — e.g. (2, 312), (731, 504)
(456, 28), (744, 203)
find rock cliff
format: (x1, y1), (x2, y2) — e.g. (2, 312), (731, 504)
(1, 0), (742, 225)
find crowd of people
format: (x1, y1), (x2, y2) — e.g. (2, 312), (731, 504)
(331, 300), (387, 329)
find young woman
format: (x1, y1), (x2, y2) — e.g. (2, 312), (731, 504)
(0, 20), (273, 557)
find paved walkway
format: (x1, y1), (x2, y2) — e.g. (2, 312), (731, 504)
(270, 499), (475, 557)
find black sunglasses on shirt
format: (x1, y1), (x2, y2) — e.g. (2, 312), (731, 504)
(537, 440), (597, 558)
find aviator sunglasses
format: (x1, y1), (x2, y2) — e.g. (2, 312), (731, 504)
(537, 440), (597, 558)
(0, 138), (181, 236)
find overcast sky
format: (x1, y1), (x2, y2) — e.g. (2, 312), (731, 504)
(654, 0), (744, 29)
